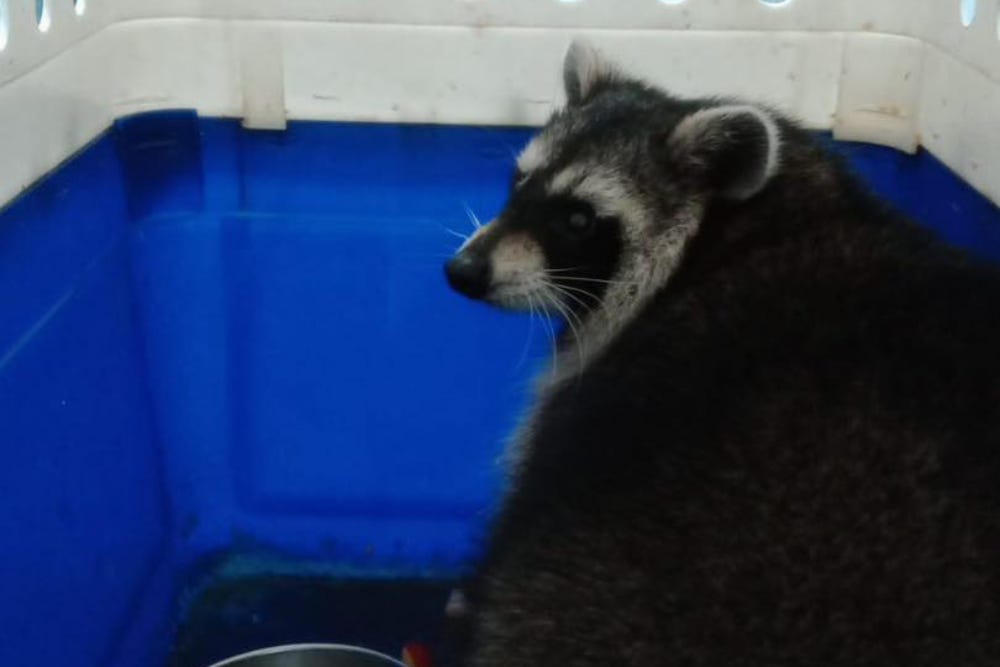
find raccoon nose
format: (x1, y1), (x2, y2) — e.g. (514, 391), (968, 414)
(445, 252), (492, 299)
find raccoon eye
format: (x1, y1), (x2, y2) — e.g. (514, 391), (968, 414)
(566, 211), (593, 234)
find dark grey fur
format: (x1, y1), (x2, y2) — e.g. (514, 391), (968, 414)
(445, 42), (1000, 666)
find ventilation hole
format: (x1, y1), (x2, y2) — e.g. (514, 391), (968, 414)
(74, 0), (85, 16)
(0, 0), (8, 50)
(759, 0), (793, 6)
(36, 0), (51, 32)
(961, 0), (977, 26)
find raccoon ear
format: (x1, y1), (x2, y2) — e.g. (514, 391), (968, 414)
(563, 40), (615, 106)
(666, 105), (782, 201)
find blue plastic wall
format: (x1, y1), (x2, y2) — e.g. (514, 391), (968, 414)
(0, 136), (172, 666)
(1, 111), (999, 667)
(121, 115), (545, 569)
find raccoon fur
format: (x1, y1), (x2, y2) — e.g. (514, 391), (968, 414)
(443, 41), (1000, 666)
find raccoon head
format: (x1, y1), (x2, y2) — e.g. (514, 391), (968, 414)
(445, 40), (783, 376)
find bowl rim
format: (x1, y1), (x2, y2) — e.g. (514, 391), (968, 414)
(205, 643), (408, 667)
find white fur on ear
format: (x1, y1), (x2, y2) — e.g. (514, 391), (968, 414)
(563, 39), (613, 105)
(669, 105), (783, 200)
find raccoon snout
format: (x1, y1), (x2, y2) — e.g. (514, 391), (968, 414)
(445, 251), (492, 299)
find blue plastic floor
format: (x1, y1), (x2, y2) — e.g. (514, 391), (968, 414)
(1, 112), (999, 667)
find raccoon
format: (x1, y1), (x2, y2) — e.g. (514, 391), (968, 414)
(443, 41), (1000, 666)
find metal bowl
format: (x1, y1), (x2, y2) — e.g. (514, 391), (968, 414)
(207, 643), (407, 667)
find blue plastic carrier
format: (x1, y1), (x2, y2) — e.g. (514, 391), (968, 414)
(2, 111), (999, 666)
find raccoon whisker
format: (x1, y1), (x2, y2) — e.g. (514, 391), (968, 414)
(550, 274), (641, 287)
(549, 283), (603, 310)
(537, 299), (559, 378)
(550, 287), (601, 330)
(542, 268), (640, 287)
(555, 282), (601, 299)
(462, 203), (484, 230)
(515, 298), (537, 372)
(536, 277), (589, 317)
(540, 286), (587, 377)
(442, 226), (471, 243)
(546, 285), (594, 351)
(546, 278), (607, 314)
(546, 285), (588, 336)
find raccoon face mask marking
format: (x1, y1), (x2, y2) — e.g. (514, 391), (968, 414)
(445, 40), (783, 379)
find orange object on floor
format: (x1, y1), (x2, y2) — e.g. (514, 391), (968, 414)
(402, 642), (432, 667)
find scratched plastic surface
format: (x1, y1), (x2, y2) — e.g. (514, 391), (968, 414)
(1, 112), (998, 667)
